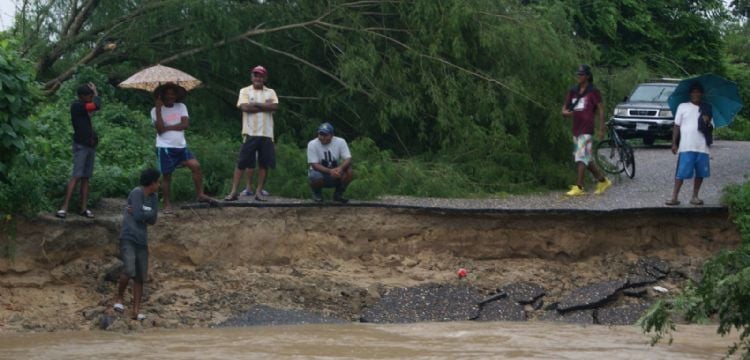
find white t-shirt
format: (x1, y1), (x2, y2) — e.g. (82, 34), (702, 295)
(307, 137), (351, 169)
(675, 102), (712, 154)
(237, 85), (278, 139)
(151, 103), (189, 148)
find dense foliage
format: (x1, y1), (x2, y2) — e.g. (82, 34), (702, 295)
(640, 181), (750, 358)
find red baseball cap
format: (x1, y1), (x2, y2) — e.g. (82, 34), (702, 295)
(251, 65), (267, 76)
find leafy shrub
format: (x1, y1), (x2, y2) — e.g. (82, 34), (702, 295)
(0, 39), (39, 216)
(716, 116), (750, 141)
(640, 180), (750, 358)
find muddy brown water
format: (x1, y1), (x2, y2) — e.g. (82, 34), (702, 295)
(0, 322), (734, 359)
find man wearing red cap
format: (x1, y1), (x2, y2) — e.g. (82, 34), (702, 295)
(225, 65), (279, 202)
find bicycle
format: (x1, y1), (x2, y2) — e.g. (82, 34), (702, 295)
(594, 120), (635, 179)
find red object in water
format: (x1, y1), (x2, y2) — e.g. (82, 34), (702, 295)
(457, 268), (468, 278)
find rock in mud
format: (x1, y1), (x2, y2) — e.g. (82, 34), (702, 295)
(633, 257), (670, 279)
(557, 280), (627, 312)
(499, 282), (545, 304)
(541, 309), (594, 324)
(474, 298), (526, 322)
(82, 306), (106, 320)
(101, 258), (124, 283)
(596, 303), (652, 325)
(219, 304), (347, 327)
(98, 314), (114, 330)
(360, 284), (482, 323)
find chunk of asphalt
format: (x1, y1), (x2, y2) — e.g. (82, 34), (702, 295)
(474, 298), (526, 322)
(498, 282), (546, 304)
(531, 297), (544, 310)
(557, 279), (628, 312)
(477, 291), (508, 307)
(626, 275), (658, 288)
(623, 287), (648, 297)
(359, 284), (483, 323)
(596, 302), (653, 325)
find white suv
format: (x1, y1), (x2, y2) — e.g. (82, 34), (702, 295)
(611, 80), (679, 146)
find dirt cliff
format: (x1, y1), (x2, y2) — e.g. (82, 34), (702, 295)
(0, 199), (740, 331)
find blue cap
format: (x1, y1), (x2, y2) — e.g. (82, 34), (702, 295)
(317, 122), (334, 135)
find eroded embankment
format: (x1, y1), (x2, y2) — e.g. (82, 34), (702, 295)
(0, 203), (740, 332)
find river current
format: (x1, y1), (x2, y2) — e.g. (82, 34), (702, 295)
(0, 322), (734, 359)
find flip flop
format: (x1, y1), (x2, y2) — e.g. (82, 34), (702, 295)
(197, 197), (221, 207)
(113, 303), (124, 313)
(690, 198), (704, 206)
(223, 194), (239, 201)
(79, 209), (94, 218)
(254, 194), (267, 202)
(55, 210), (67, 219)
(665, 200), (680, 206)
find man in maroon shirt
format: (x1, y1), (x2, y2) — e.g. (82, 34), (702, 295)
(56, 83), (101, 218)
(561, 65), (611, 196)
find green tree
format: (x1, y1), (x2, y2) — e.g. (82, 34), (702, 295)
(537, 0), (727, 75)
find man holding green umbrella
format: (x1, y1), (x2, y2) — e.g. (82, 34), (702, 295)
(666, 82), (714, 206)
(666, 74), (744, 206)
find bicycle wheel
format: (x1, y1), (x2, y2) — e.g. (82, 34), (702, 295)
(621, 142), (635, 178)
(594, 139), (624, 174)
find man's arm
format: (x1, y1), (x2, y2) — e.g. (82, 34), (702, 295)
(239, 101), (278, 113)
(154, 105), (190, 134)
(128, 189), (157, 224)
(671, 125), (680, 155)
(330, 158), (352, 178)
(310, 162), (332, 174)
(561, 103), (573, 117)
(166, 116), (190, 131)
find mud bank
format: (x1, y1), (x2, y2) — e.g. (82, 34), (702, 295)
(0, 201), (740, 332)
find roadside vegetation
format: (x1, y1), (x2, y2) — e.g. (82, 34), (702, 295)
(640, 180), (750, 358)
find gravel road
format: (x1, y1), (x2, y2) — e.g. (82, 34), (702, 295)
(213, 140), (750, 211)
(377, 140), (750, 210)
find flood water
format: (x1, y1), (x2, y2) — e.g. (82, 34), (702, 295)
(0, 322), (734, 359)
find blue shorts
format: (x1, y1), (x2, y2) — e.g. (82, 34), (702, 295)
(156, 147), (195, 174)
(675, 152), (710, 180)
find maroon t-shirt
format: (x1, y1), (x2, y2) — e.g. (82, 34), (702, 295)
(564, 86), (601, 136)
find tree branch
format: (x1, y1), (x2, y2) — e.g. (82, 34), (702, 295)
(157, 16), (327, 65)
(36, 0), (179, 76)
(244, 38), (373, 98)
(316, 21), (546, 109)
(43, 42), (105, 93)
(66, 0), (100, 38)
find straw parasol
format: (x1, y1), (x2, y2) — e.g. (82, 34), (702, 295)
(118, 64), (201, 92)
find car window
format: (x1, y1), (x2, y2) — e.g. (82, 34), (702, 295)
(629, 84), (676, 102)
